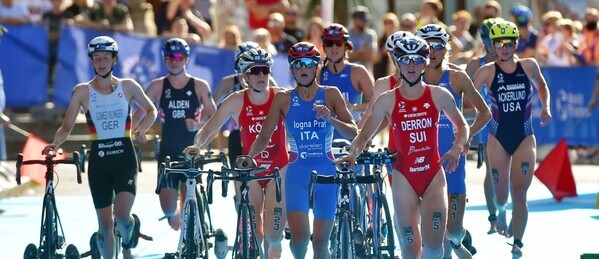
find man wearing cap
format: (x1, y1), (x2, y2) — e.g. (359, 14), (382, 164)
(511, 4), (538, 58)
(348, 5), (377, 74)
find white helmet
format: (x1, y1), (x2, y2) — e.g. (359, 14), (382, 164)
(87, 36), (119, 57)
(416, 24), (449, 44)
(385, 31), (414, 52)
(392, 36), (430, 60)
(236, 48), (274, 74)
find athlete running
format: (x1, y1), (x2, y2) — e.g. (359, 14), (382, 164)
(185, 47), (288, 258)
(337, 35), (469, 259)
(239, 42), (357, 258)
(417, 24), (491, 258)
(319, 23), (373, 137)
(465, 17), (504, 234)
(472, 20), (551, 258)
(132, 38), (216, 230)
(43, 36), (157, 259)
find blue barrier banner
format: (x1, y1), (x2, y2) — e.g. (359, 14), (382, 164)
(54, 27), (296, 107)
(0, 24), (48, 108)
(532, 66), (599, 145)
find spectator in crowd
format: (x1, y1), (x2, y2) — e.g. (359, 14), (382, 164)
(213, 0), (249, 41)
(450, 10), (476, 64)
(266, 12), (297, 54)
(74, 0), (134, 33)
(348, 5), (377, 73)
(511, 4), (538, 58)
(218, 25), (242, 51)
(373, 12), (399, 80)
(538, 14), (581, 66)
(161, 16), (201, 44)
(283, 3), (303, 41)
(246, 0), (289, 30)
(304, 16), (325, 55)
(128, 0), (158, 36)
(579, 8), (599, 65)
(155, 0), (211, 41)
(482, 0), (502, 19)
(0, 0), (31, 25)
(254, 27), (277, 55)
(417, 0), (448, 29)
(63, 0), (91, 19)
(399, 12), (417, 34)
(193, 0), (212, 26)
(43, 0), (69, 86)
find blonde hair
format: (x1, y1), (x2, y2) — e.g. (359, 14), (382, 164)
(541, 11), (563, 26)
(452, 10), (472, 24)
(305, 16), (324, 40)
(382, 12), (399, 27)
(219, 25), (242, 48)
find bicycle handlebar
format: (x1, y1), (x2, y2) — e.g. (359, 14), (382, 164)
(308, 166), (380, 206)
(355, 148), (397, 165)
(207, 166), (281, 204)
(155, 152), (229, 195)
(16, 151), (82, 185)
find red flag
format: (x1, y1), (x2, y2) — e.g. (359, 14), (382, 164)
(534, 139), (577, 202)
(21, 134), (66, 187)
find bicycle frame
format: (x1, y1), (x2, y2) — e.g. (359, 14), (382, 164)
(207, 157), (282, 259)
(16, 151), (82, 259)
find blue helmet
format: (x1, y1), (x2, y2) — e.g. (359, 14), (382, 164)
(161, 38), (191, 58)
(511, 5), (532, 27)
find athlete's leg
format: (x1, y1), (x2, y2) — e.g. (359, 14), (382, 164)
(487, 135), (512, 236)
(482, 144), (498, 234)
(391, 171), (422, 259)
(95, 205), (116, 259)
(287, 212), (310, 258)
(263, 167), (287, 259)
(312, 219), (334, 259)
(247, 181), (266, 257)
(445, 193), (472, 258)
(420, 172), (447, 259)
(508, 136), (536, 254)
(114, 191), (135, 258)
(159, 186), (183, 230)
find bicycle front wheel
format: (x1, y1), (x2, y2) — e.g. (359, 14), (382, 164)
(374, 193), (394, 258)
(337, 213), (355, 259)
(184, 201), (198, 259)
(42, 195), (56, 259)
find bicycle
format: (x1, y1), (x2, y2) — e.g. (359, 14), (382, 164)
(309, 161), (378, 259)
(156, 150), (229, 259)
(355, 149), (396, 259)
(206, 155), (282, 259)
(16, 149), (82, 259)
(78, 145), (153, 259)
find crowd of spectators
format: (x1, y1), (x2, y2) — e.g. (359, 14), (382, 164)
(3, 0), (599, 69)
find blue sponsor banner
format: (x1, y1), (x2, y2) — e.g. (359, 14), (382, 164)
(531, 66), (599, 145)
(54, 27), (296, 108)
(0, 24), (48, 108)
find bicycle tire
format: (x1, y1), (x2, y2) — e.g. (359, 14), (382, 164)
(240, 205), (250, 259)
(23, 243), (37, 259)
(184, 201), (198, 259)
(339, 213), (355, 259)
(65, 244), (80, 259)
(197, 188), (211, 259)
(42, 194), (55, 259)
(378, 193), (395, 258)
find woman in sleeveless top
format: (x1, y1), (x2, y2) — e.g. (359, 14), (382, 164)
(338, 35), (469, 259)
(472, 21), (551, 258)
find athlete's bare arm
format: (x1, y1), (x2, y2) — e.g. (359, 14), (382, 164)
(451, 69), (491, 143)
(46, 84), (89, 153)
(359, 76), (391, 129)
(522, 58), (552, 126)
(213, 75), (236, 106)
(324, 86), (358, 139)
(191, 91), (243, 149)
(124, 79), (158, 141)
(433, 86), (469, 172)
(472, 63), (495, 92)
(350, 64), (374, 112)
(339, 91), (394, 167)
(132, 78), (163, 130)
(195, 78), (217, 121)
(247, 91), (291, 158)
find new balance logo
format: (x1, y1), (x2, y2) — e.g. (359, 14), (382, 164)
(414, 156), (425, 164)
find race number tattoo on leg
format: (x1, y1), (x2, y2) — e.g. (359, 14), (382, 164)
(273, 207), (282, 231)
(521, 162), (529, 176)
(403, 227), (415, 244)
(450, 194), (458, 221)
(492, 169), (499, 184)
(432, 212), (442, 231)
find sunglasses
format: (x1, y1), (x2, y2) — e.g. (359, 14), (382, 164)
(396, 54), (427, 65)
(165, 52), (186, 62)
(493, 40), (516, 48)
(290, 58), (319, 69)
(246, 66), (271, 75)
(429, 42), (446, 51)
(324, 40), (345, 47)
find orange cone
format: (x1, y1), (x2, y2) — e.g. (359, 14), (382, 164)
(21, 133), (66, 186)
(534, 139), (577, 202)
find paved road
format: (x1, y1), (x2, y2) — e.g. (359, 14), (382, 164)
(1, 159), (598, 258)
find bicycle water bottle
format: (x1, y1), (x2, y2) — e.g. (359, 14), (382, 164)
(214, 228), (228, 259)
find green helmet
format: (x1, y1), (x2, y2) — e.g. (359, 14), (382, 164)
(489, 21), (519, 40)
